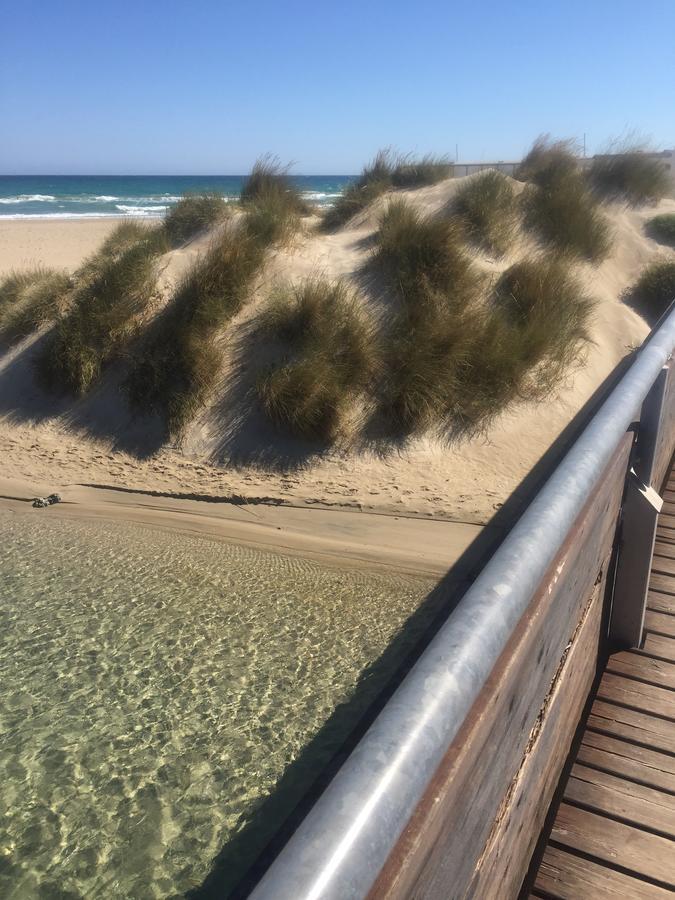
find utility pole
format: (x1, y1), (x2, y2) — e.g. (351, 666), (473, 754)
(583, 133), (586, 158)
(455, 144), (459, 162)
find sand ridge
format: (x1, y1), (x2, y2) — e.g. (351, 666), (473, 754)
(1, 179), (674, 563)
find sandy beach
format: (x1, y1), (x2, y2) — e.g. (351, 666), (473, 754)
(1, 186), (673, 574)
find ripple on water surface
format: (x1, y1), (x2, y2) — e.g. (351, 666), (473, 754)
(0, 509), (440, 897)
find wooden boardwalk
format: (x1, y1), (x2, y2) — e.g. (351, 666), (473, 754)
(529, 480), (675, 898)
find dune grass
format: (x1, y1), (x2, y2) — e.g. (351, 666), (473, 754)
(452, 170), (519, 255)
(162, 193), (229, 247)
(241, 157), (310, 246)
(647, 214), (675, 248)
(322, 150), (452, 230)
(0, 268), (73, 343)
(627, 259), (675, 324)
(374, 198), (479, 314)
(374, 204), (594, 434)
(256, 279), (377, 441)
(515, 136), (579, 186)
(126, 224), (266, 435)
(589, 149), (671, 205)
(38, 228), (162, 395)
(523, 170), (612, 262)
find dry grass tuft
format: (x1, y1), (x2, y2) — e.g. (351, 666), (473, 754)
(627, 259), (675, 324)
(453, 170), (519, 255)
(163, 193), (229, 246)
(241, 157), (310, 246)
(0, 268), (73, 343)
(126, 225), (265, 435)
(590, 148), (671, 205)
(323, 149), (452, 230)
(256, 279), (378, 441)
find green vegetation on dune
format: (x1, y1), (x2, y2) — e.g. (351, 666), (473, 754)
(647, 214), (675, 248)
(38, 228), (161, 395)
(372, 198), (594, 435)
(162, 193), (229, 247)
(452, 170), (519, 255)
(256, 279), (378, 440)
(126, 225), (265, 435)
(0, 268), (73, 343)
(241, 157), (311, 245)
(125, 160), (307, 436)
(589, 149), (671, 206)
(628, 260), (675, 324)
(322, 150), (452, 230)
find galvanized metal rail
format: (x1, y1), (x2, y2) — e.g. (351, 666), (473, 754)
(251, 304), (675, 900)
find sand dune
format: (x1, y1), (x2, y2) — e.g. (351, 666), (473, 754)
(1, 179), (674, 567)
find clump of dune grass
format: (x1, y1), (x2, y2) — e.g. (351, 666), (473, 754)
(257, 279), (377, 441)
(373, 193), (595, 435)
(241, 157), (310, 246)
(75, 220), (161, 283)
(375, 198), (479, 314)
(323, 150), (452, 230)
(647, 214), (675, 247)
(517, 136), (612, 261)
(627, 260), (675, 324)
(0, 268), (72, 343)
(589, 149), (671, 205)
(126, 225), (265, 435)
(515, 136), (580, 186)
(390, 153), (453, 188)
(162, 193), (229, 246)
(38, 235), (161, 395)
(453, 170), (519, 255)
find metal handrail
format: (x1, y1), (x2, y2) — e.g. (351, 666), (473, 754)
(251, 303), (675, 900)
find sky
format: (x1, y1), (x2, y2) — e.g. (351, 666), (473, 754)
(1, 0), (674, 174)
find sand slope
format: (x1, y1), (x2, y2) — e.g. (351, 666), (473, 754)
(1, 181), (674, 547)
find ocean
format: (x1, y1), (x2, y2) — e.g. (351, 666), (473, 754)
(0, 175), (354, 219)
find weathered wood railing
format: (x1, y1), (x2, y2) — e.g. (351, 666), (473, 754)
(250, 304), (675, 900)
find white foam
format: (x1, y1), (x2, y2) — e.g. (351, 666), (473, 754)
(0, 194), (57, 204)
(115, 204), (168, 216)
(93, 195), (119, 202)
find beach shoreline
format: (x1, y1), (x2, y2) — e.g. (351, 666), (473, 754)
(0, 475), (482, 577)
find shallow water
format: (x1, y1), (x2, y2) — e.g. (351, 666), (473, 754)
(0, 509), (439, 898)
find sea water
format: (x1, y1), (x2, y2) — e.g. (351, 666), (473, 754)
(0, 509), (440, 897)
(0, 175), (353, 219)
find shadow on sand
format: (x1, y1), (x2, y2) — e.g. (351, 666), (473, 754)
(187, 350), (635, 899)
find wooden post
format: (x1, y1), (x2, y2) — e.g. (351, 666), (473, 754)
(609, 367), (669, 648)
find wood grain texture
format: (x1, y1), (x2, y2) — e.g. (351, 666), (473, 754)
(550, 803), (675, 886)
(646, 591), (675, 614)
(587, 700), (675, 754)
(648, 572), (675, 597)
(368, 437), (631, 900)
(535, 843), (674, 898)
(597, 671), (675, 719)
(640, 633), (675, 663)
(650, 554), (675, 577)
(579, 732), (675, 793)
(606, 651), (675, 689)
(564, 763), (675, 836)
(645, 609), (675, 637)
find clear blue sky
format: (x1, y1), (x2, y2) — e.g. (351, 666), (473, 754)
(2, 0), (674, 174)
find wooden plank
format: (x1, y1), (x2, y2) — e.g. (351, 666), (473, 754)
(550, 803), (675, 886)
(598, 672), (675, 727)
(647, 591), (675, 614)
(645, 609), (675, 638)
(653, 540), (675, 560)
(597, 671), (675, 719)
(641, 633), (675, 663)
(535, 843), (674, 899)
(606, 651), (675, 689)
(588, 700), (675, 754)
(663, 489), (675, 504)
(368, 436), (632, 900)
(656, 527), (675, 546)
(579, 731), (675, 793)
(650, 554), (675, 577)
(659, 513), (675, 530)
(661, 501), (675, 517)
(648, 572), (675, 597)
(564, 763), (675, 836)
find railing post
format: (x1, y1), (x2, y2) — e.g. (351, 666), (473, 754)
(609, 367), (669, 648)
